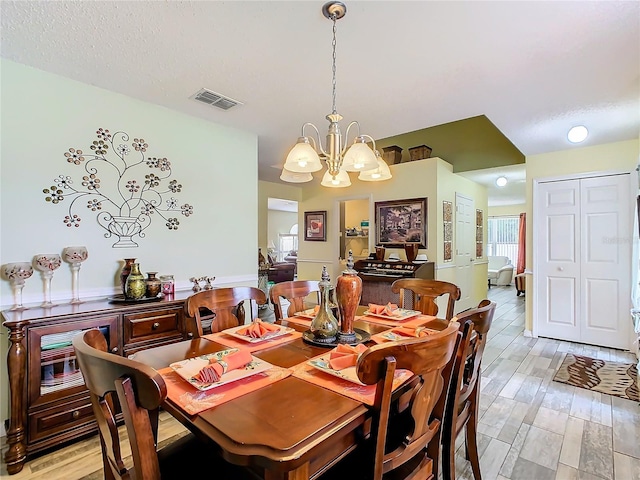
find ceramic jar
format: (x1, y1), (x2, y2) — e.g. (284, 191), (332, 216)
(310, 266), (339, 343)
(125, 263), (146, 299)
(145, 272), (161, 298)
(120, 258), (136, 295)
(404, 243), (419, 263)
(336, 250), (362, 344)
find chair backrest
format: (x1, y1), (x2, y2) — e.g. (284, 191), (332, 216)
(185, 287), (267, 337)
(356, 321), (460, 480)
(391, 278), (461, 320)
(269, 280), (320, 321)
(449, 299), (496, 409)
(73, 329), (166, 480)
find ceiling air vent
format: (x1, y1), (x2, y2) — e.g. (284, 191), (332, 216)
(190, 88), (242, 111)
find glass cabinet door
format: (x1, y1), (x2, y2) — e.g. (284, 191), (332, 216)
(29, 315), (119, 406)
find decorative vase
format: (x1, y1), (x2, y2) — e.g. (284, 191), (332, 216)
(310, 266), (339, 343)
(381, 145), (403, 165)
(336, 250), (362, 344)
(404, 243), (419, 263)
(125, 263), (146, 300)
(120, 258), (137, 296)
(145, 272), (161, 298)
(375, 246), (385, 261)
(408, 144), (432, 161)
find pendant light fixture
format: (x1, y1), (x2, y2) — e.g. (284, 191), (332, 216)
(281, 2), (391, 187)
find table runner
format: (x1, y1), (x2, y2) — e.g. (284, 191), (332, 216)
(204, 330), (303, 353)
(291, 355), (413, 406)
(159, 364), (291, 415)
(356, 313), (437, 328)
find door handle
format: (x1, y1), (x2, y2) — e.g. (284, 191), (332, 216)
(558, 267), (564, 271)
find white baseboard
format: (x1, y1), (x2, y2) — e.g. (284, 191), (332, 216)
(524, 329), (533, 338)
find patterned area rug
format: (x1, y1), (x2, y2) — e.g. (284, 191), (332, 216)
(554, 354), (639, 402)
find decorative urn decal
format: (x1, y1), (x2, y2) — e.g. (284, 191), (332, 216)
(41, 128), (194, 247)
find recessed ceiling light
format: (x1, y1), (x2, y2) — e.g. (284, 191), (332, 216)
(568, 125), (588, 143)
(496, 176), (508, 187)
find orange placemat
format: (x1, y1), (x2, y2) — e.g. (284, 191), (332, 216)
(204, 330), (303, 353)
(282, 316), (312, 327)
(159, 365), (291, 415)
(370, 326), (440, 344)
(358, 313), (437, 328)
(290, 356), (413, 406)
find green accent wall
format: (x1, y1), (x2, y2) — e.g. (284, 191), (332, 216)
(376, 115), (525, 172)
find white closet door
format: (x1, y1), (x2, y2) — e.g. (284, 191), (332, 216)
(580, 175), (631, 348)
(535, 174), (631, 349)
(536, 179), (581, 342)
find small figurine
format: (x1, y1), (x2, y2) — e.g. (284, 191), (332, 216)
(190, 277), (202, 292)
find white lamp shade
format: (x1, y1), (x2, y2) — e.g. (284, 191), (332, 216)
(280, 167), (313, 183)
(358, 157), (392, 182)
(342, 142), (378, 172)
(321, 169), (352, 188)
(495, 176), (507, 187)
(283, 140), (323, 173)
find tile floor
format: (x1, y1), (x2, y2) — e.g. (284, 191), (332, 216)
(1, 285), (639, 479)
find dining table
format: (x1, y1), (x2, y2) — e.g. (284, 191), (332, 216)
(131, 308), (448, 480)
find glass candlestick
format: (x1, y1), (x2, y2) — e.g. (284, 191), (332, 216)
(34, 254), (62, 307)
(62, 246), (88, 304)
(3, 262), (34, 310)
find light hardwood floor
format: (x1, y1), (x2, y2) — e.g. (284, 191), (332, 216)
(2, 285), (639, 479)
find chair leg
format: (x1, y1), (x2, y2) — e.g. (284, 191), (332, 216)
(465, 404), (482, 480)
(441, 432), (456, 480)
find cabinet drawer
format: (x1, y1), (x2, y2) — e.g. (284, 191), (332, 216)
(123, 307), (182, 346)
(28, 397), (94, 443)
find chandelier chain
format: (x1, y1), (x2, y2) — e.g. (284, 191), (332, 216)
(331, 14), (337, 115)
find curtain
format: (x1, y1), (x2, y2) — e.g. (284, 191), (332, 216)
(517, 212), (526, 274)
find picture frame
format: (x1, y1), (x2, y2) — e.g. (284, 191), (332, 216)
(375, 197), (427, 248)
(304, 210), (327, 241)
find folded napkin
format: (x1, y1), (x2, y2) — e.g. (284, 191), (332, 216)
(236, 319), (281, 338)
(195, 350), (253, 383)
(368, 302), (400, 316)
(391, 326), (435, 338)
(329, 344), (368, 370)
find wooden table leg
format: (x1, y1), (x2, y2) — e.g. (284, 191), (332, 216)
(264, 462), (309, 480)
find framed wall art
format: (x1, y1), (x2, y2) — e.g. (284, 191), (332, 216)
(375, 197), (427, 248)
(443, 200), (453, 262)
(304, 210), (327, 241)
(476, 209), (484, 258)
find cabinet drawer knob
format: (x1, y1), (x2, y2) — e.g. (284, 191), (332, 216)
(152, 322), (160, 329)
(111, 347), (119, 353)
(72, 410), (80, 419)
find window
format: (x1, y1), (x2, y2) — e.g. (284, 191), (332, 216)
(487, 216), (519, 262)
(278, 224), (298, 261)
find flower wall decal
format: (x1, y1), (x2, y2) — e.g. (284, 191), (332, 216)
(42, 128), (195, 247)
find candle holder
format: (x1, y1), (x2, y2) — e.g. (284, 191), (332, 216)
(62, 246), (88, 304)
(3, 262), (34, 310)
(33, 254), (62, 307)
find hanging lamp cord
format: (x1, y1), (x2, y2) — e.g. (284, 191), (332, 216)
(331, 13), (338, 115)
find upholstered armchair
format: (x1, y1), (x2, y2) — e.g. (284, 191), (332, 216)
(487, 256), (514, 286)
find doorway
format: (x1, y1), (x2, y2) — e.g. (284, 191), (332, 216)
(267, 198), (298, 262)
(339, 198), (371, 262)
(455, 193), (475, 312)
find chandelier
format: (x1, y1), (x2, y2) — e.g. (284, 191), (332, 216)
(280, 2), (392, 188)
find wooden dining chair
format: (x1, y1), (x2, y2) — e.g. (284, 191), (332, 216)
(72, 329), (256, 480)
(324, 321), (460, 480)
(441, 299), (497, 480)
(391, 278), (461, 320)
(269, 280), (320, 321)
(185, 287), (266, 337)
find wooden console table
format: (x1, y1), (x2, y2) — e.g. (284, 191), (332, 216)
(2, 293), (196, 474)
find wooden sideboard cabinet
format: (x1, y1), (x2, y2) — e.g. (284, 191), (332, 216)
(2, 293), (193, 474)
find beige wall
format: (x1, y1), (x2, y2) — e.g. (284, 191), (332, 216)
(524, 139), (640, 333)
(297, 157), (489, 307)
(488, 204), (526, 217)
(0, 60), (259, 431)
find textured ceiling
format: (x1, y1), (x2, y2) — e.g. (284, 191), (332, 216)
(1, 0), (638, 195)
